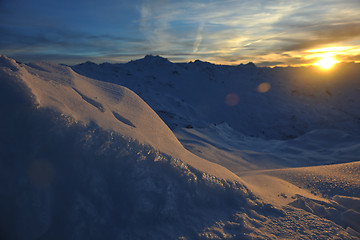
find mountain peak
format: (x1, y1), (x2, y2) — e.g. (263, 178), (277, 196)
(238, 62), (257, 68)
(130, 55), (172, 65)
(79, 61), (98, 66)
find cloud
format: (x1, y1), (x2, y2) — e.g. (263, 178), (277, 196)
(269, 1), (360, 53)
(0, 24), (150, 64)
(1, 0), (360, 66)
(276, 23), (360, 52)
(138, 0), (174, 47)
(339, 54), (360, 62)
(193, 22), (204, 53)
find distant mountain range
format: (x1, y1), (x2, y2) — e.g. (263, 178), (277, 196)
(72, 55), (360, 139)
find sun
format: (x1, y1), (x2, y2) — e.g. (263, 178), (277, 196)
(314, 56), (339, 70)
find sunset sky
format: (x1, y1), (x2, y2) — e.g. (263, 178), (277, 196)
(1, 0), (359, 66)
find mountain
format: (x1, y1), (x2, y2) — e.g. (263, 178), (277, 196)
(73, 55), (360, 169)
(0, 55), (359, 239)
(73, 55), (360, 140)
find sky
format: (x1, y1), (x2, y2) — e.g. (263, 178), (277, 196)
(0, 0), (360, 66)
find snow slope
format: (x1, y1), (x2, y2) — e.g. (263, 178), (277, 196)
(0, 55), (258, 240)
(72, 55), (360, 237)
(0, 55), (359, 239)
(4, 56), (240, 181)
(73, 55), (360, 140)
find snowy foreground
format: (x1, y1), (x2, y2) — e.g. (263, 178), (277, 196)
(0, 55), (359, 239)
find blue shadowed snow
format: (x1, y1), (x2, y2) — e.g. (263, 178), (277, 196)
(0, 55), (359, 239)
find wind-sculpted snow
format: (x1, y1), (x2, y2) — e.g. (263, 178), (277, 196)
(0, 80), (353, 240)
(0, 62), (287, 239)
(72, 87), (106, 112)
(0, 55), (240, 181)
(0, 58), (252, 239)
(111, 111), (136, 127)
(0, 55), (358, 239)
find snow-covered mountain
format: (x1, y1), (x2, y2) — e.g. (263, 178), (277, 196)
(0, 55), (359, 239)
(73, 55), (360, 169)
(73, 55), (360, 139)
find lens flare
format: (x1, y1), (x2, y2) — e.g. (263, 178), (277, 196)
(225, 93), (239, 106)
(256, 82), (271, 93)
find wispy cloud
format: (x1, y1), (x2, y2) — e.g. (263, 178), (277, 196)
(276, 23), (360, 52)
(193, 22), (204, 53)
(1, 0), (359, 66)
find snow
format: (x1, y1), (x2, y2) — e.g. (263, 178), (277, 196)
(1, 54), (360, 239)
(72, 55), (360, 139)
(9, 57), (240, 182)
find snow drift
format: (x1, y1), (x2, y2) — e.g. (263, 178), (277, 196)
(0, 55), (259, 239)
(1, 56), (240, 181)
(0, 55), (358, 239)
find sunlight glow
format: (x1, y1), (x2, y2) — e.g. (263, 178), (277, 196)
(314, 56), (339, 70)
(307, 46), (351, 53)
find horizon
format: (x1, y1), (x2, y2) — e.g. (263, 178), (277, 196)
(1, 0), (360, 67)
(4, 54), (360, 69)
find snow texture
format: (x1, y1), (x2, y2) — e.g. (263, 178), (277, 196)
(0, 54), (359, 239)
